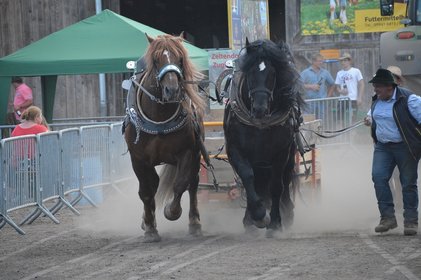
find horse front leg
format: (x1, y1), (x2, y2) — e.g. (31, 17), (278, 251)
(228, 147), (269, 229)
(163, 150), (195, 222)
(267, 174), (283, 237)
(132, 159), (161, 242)
(188, 171), (202, 237)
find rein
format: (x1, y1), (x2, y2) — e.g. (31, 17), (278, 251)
(300, 120), (365, 138)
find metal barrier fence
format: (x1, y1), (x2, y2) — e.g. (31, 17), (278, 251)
(304, 97), (353, 146)
(0, 101), (353, 234)
(0, 124), (132, 235)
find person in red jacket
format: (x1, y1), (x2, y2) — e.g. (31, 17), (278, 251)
(11, 106), (48, 137)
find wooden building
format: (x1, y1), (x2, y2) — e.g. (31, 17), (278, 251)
(0, 0), (383, 121)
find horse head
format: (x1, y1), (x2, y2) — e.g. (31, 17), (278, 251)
(237, 38), (304, 120)
(145, 33), (185, 103)
(241, 38), (277, 119)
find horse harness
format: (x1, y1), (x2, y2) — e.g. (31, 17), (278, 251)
(123, 58), (191, 143)
(222, 64), (310, 177)
(122, 58), (214, 172)
(224, 68), (299, 130)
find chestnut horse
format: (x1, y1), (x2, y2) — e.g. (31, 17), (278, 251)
(123, 34), (206, 242)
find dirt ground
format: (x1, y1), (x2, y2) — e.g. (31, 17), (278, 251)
(1, 135), (421, 280)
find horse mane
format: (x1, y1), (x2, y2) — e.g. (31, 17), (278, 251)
(238, 39), (305, 111)
(144, 34), (206, 117)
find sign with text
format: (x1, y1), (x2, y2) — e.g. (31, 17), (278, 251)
(301, 1), (406, 35)
(208, 49), (240, 109)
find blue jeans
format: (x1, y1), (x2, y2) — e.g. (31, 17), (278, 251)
(372, 142), (419, 224)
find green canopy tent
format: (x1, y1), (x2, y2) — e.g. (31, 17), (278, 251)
(0, 9), (209, 124)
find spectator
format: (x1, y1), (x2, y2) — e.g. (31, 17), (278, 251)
(300, 53), (335, 120)
(366, 68), (421, 236)
(335, 52), (364, 122)
(12, 77), (33, 122)
(11, 106), (49, 137)
(387, 65), (405, 88)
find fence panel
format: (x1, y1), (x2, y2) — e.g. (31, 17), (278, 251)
(110, 123), (133, 184)
(60, 128), (82, 196)
(304, 97), (353, 146)
(37, 132), (80, 217)
(80, 125), (110, 187)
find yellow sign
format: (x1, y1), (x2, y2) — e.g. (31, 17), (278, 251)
(355, 3), (406, 32)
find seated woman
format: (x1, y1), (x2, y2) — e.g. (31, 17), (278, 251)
(11, 106), (49, 137)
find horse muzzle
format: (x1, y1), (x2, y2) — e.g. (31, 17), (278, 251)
(162, 84), (182, 102)
(250, 89), (272, 119)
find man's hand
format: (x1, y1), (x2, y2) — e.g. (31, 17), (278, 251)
(364, 116), (372, 126)
(310, 84), (320, 91)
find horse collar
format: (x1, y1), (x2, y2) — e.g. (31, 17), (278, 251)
(228, 72), (291, 129)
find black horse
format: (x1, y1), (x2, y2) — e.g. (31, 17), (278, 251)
(223, 39), (305, 235)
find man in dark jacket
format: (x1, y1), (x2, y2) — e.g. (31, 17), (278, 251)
(365, 68), (421, 236)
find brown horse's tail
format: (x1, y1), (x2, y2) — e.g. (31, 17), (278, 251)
(154, 164), (177, 209)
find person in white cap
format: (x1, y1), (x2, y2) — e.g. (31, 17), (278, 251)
(387, 65), (405, 87)
(334, 52), (364, 122)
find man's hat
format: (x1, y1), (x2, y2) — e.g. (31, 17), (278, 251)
(368, 68), (397, 85)
(339, 52), (352, 60)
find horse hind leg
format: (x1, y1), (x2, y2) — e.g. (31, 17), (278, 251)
(280, 149), (297, 229)
(156, 164), (183, 221)
(158, 164), (183, 221)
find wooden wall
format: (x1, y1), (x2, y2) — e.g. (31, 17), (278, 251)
(285, 0), (381, 110)
(0, 0), (123, 120)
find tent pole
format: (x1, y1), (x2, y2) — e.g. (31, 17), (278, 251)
(41, 76), (58, 123)
(0, 77), (11, 125)
(96, 0), (107, 117)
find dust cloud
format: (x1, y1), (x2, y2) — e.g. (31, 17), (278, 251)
(76, 130), (418, 237)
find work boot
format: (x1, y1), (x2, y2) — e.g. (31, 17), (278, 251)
(375, 217), (397, 233)
(404, 223), (418, 236)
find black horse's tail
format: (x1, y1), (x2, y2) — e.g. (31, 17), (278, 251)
(155, 164), (177, 209)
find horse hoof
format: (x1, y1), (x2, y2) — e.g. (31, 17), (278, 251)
(253, 213), (270, 228)
(282, 212), (294, 229)
(244, 225), (259, 237)
(143, 231), (161, 243)
(265, 228), (282, 239)
(189, 224), (203, 237)
(164, 204), (182, 221)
